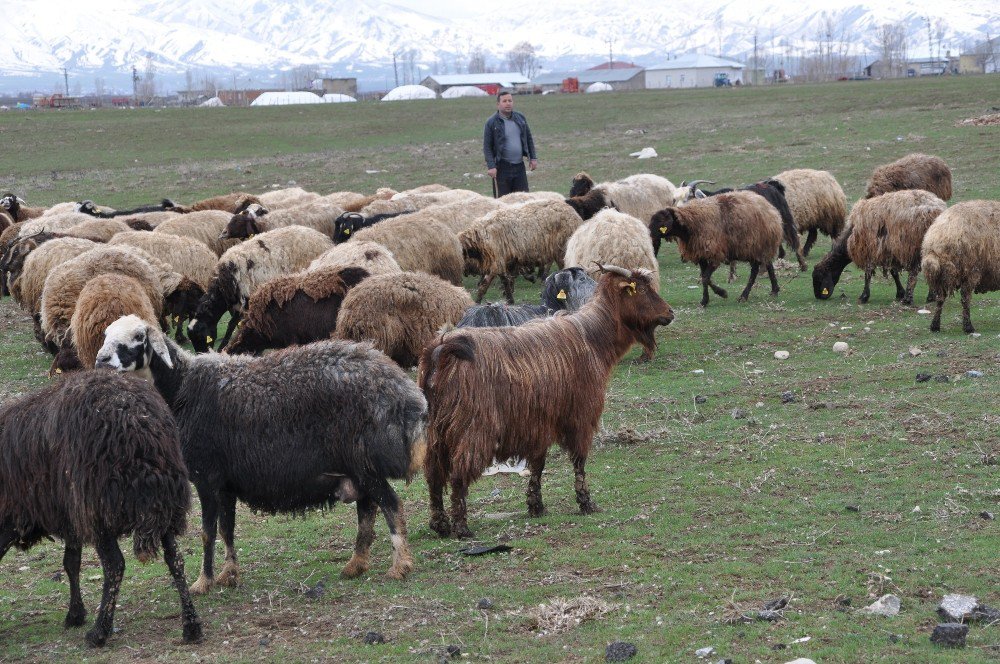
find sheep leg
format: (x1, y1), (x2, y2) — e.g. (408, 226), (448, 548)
(214, 491), (240, 587)
(474, 274), (496, 303)
(652, 236), (661, 256)
(802, 229), (818, 257)
(737, 262), (761, 303)
(0, 525), (15, 560)
(173, 315), (189, 344)
(342, 495), (377, 577)
(859, 268), (874, 304)
(190, 489), (219, 595)
(930, 293), (946, 332)
(217, 312), (241, 349)
(903, 270), (919, 306)
(372, 481), (413, 580)
(161, 533), (203, 644)
(426, 446), (452, 538)
(571, 453), (601, 515)
(698, 261), (726, 307)
(85, 534), (125, 647)
(526, 453), (548, 517)
(766, 263), (780, 295)
(889, 270), (906, 301)
(500, 273), (516, 305)
(63, 542), (87, 628)
(727, 262), (738, 283)
(448, 476), (474, 539)
(960, 285), (975, 334)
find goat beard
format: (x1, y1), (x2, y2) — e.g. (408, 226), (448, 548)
(633, 324), (659, 355)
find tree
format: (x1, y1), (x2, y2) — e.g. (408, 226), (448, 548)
(468, 46), (487, 74)
(506, 41), (540, 78)
(137, 54), (157, 104)
(876, 22), (908, 78)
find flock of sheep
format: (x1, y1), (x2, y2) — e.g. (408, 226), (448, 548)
(0, 151), (997, 647)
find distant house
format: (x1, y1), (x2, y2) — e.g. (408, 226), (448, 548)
(645, 55), (745, 89)
(959, 36), (999, 74)
(532, 67), (645, 92)
(587, 60), (640, 71)
(420, 73), (529, 95)
(312, 78), (358, 96)
(905, 57), (952, 77)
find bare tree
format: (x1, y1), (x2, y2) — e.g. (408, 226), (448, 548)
(876, 22), (908, 78)
(93, 77), (105, 98)
(137, 54), (157, 104)
(973, 35), (997, 73)
(288, 65), (323, 90)
(506, 41), (540, 78)
(468, 46), (487, 74)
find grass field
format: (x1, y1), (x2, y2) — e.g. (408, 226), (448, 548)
(0, 75), (998, 663)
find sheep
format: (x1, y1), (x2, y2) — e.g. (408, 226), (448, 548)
(419, 265), (674, 538)
(921, 200), (1000, 333)
(187, 225), (333, 352)
(358, 197), (419, 217)
(650, 191), (784, 306)
(113, 210), (182, 229)
(95, 318), (428, 587)
(169, 192), (261, 214)
(460, 199), (584, 303)
(14, 211), (96, 238)
(153, 209), (242, 256)
(499, 191), (565, 204)
(391, 189), (487, 210)
(332, 210), (411, 243)
(771, 168), (847, 256)
(308, 240), (403, 275)
(396, 183), (451, 195)
(8, 236), (99, 315)
(417, 197), (506, 235)
(258, 187), (321, 209)
(109, 231), (217, 291)
(541, 266), (597, 312)
(336, 271), (474, 368)
(0, 193), (46, 221)
(221, 198), (345, 241)
(565, 208), (660, 292)
(75, 199), (175, 218)
(565, 172), (677, 222)
(0, 370), (202, 647)
(812, 190), (947, 305)
(0, 209), (13, 234)
(59, 218), (131, 242)
(322, 187), (396, 212)
(456, 302), (550, 328)
(865, 153), (952, 201)
(352, 217), (464, 285)
(70, 273), (160, 370)
(224, 266), (371, 355)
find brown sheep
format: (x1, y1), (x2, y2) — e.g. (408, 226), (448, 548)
(220, 198), (344, 241)
(352, 217), (464, 285)
(70, 273), (160, 370)
(9, 237), (99, 315)
(336, 271), (474, 368)
(170, 192), (260, 214)
(865, 153), (952, 201)
(772, 168), (847, 256)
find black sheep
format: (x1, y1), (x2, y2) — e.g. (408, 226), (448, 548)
(333, 210), (408, 244)
(541, 267), (597, 312)
(456, 302), (550, 328)
(0, 371), (201, 647)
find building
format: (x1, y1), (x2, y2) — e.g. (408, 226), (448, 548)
(645, 55), (745, 89)
(531, 67), (646, 92)
(313, 78), (358, 96)
(587, 60), (640, 71)
(419, 73), (529, 95)
(959, 36), (1000, 74)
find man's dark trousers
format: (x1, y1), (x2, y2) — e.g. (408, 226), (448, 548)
(493, 161), (529, 197)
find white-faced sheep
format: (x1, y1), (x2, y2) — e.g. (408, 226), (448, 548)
(0, 370), (201, 647)
(565, 208), (660, 290)
(921, 200), (1000, 333)
(812, 189), (947, 305)
(565, 173), (677, 222)
(336, 271), (474, 368)
(771, 168), (847, 256)
(257, 187), (321, 209)
(220, 198), (345, 241)
(308, 240), (403, 275)
(352, 217), (464, 285)
(460, 199), (584, 303)
(865, 153), (952, 201)
(0, 194), (76, 222)
(650, 191), (784, 306)
(153, 210), (242, 256)
(70, 273), (161, 370)
(96, 319), (428, 587)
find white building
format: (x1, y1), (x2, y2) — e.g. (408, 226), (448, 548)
(645, 55), (746, 89)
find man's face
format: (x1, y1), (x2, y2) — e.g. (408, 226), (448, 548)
(497, 94), (514, 115)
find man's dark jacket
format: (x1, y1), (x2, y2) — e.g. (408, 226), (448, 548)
(483, 111), (537, 170)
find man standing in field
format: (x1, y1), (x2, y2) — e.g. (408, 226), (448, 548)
(483, 90), (538, 197)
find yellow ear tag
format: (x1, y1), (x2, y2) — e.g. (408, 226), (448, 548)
(206, 336), (213, 343)
(237, 320), (243, 326)
(55, 368), (62, 374)
(627, 282), (637, 296)
(659, 226), (667, 233)
(556, 289), (567, 299)
(344, 228), (350, 235)
(822, 288), (829, 295)
(173, 315), (180, 323)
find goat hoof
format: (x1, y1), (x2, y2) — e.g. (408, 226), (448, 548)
(85, 628), (108, 648)
(183, 620), (204, 644)
(452, 524), (474, 539)
(429, 515), (451, 538)
(64, 610), (87, 628)
(580, 501), (602, 515)
(215, 564), (240, 587)
(386, 560), (413, 580)
(189, 574), (214, 595)
(340, 556), (369, 579)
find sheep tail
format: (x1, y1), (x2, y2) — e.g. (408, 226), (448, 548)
(921, 252), (952, 296)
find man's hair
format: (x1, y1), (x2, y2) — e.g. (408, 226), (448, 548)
(496, 89), (513, 101)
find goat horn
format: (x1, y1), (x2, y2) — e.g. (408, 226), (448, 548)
(594, 262), (631, 277)
(684, 179), (716, 188)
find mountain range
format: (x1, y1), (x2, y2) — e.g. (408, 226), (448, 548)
(3, 0), (997, 94)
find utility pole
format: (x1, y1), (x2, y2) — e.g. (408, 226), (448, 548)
(605, 37), (614, 68)
(926, 16), (933, 71)
(753, 34), (758, 85)
(131, 66), (140, 106)
(392, 51), (399, 87)
(63, 68), (69, 96)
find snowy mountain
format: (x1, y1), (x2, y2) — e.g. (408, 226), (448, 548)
(3, 0), (996, 93)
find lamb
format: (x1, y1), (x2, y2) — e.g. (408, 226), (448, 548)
(460, 199), (584, 303)
(70, 273), (161, 369)
(336, 271), (474, 368)
(258, 186), (321, 209)
(650, 191), (784, 306)
(352, 217), (464, 285)
(419, 265), (674, 538)
(153, 209), (242, 256)
(921, 200), (1000, 333)
(169, 192), (261, 214)
(187, 225), (333, 352)
(220, 198), (345, 241)
(456, 302), (550, 328)
(96, 318), (428, 588)
(541, 266), (597, 312)
(0, 370), (201, 647)
(771, 168), (847, 256)
(865, 153), (952, 201)
(812, 189), (947, 305)
(308, 240), (403, 275)
(565, 172), (677, 222)
(224, 266), (371, 355)
(565, 208), (660, 290)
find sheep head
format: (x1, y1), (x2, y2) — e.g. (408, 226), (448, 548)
(96, 314), (173, 380)
(569, 172), (595, 197)
(649, 208), (687, 246)
(596, 265), (673, 357)
(220, 210), (260, 240)
(163, 277), (205, 321)
(333, 212), (364, 244)
(0, 193), (21, 217)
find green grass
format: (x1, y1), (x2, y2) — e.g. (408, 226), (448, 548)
(1, 75), (998, 662)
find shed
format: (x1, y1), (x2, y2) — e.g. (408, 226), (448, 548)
(420, 73), (529, 94)
(645, 55), (745, 88)
(532, 67), (645, 92)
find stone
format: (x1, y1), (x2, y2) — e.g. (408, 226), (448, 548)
(774, 350), (790, 360)
(971, 604), (1000, 624)
(695, 395), (708, 404)
(692, 369), (705, 375)
(846, 505), (860, 512)
(476, 598), (494, 610)
(860, 594), (901, 616)
(980, 511), (995, 520)
(930, 623), (968, 648)
(833, 342), (849, 353)
(445, 644), (462, 658)
(916, 373), (932, 382)
(605, 641), (638, 662)
(363, 631), (386, 645)
(731, 408), (748, 420)
(695, 646), (715, 658)
(909, 347), (923, 356)
(966, 370), (984, 378)
(303, 580), (325, 599)
(757, 610), (783, 621)
(933, 375), (950, 383)
(780, 391), (795, 404)
(783, 660), (818, 664)
(938, 594), (978, 622)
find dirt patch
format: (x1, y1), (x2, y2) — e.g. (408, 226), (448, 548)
(957, 113), (1000, 126)
(529, 595), (617, 635)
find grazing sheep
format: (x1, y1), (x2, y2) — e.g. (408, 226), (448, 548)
(258, 187), (321, 209)
(0, 370), (201, 647)
(336, 271), (474, 368)
(170, 192), (260, 214)
(922, 200), (1000, 333)
(0, 193), (46, 221)
(541, 266), (597, 312)
(357, 197), (419, 217)
(59, 218), (131, 242)
(221, 198), (345, 241)
(499, 191), (565, 204)
(308, 240), (403, 275)
(772, 168), (847, 256)
(108, 231), (217, 291)
(224, 266), (371, 355)
(565, 172), (677, 222)
(14, 212), (96, 238)
(565, 208), (660, 294)
(391, 189), (486, 210)
(323, 187), (396, 212)
(96, 319), (428, 587)
(460, 199), (584, 303)
(865, 153), (952, 201)
(419, 265), (674, 538)
(456, 302), (550, 328)
(332, 210), (410, 243)
(353, 217), (464, 285)
(650, 191), (783, 306)
(812, 190), (947, 304)
(153, 210), (242, 256)
(114, 210), (182, 229)
(8, 236), (99, 314)
(70, 273), (160, 370)
(187, 226), (333, 352)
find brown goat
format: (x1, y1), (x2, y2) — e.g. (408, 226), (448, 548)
(419, 266), (674, 538)
(865, 153), (952, 201)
